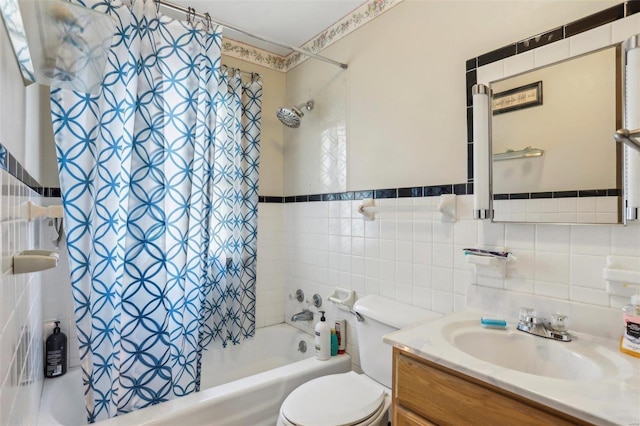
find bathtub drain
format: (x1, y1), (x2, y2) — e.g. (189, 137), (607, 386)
(298, 340), (307, 353)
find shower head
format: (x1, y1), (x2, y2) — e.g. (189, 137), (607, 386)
(276, 100), (314, 128)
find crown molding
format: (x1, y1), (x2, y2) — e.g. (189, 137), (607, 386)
(222, 0), (405, 72)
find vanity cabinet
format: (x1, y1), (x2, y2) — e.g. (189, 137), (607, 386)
(392, 347), (592, 426)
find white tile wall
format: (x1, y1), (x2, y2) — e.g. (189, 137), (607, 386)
(17, 189), (640, 390)
(255, 203), (285, 328)
(0, 170), (43, 426)
(494, 197), (619, 224)
(282, 195), (640, 370)
(39, 197), (79, 369)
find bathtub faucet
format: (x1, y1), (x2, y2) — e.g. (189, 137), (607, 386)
(291, 310), (314, 322)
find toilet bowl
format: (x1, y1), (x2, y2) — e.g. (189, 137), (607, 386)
(277, 371), (390, 426)
(277, 295), (441, 426)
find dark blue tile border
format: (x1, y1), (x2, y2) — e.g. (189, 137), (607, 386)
(45, 187), (62, 198)
(493, 188), (620, 200)
(453, 183), (469, 195)
(259, 196), (284, 203)
(398, 187), (423, 198)
(565, 4), (624, 38)
(0, 141), (60, 196)
(477, 44), (517, 67)
(531, 192), (553, 199)
(627, 1), (640, 16)
(259, 182), (470, 204)
(424, 184), (453, 196)
(375, 189), (397, 199)
(517, 27), (564, 54)
(354, 191), (374, 200)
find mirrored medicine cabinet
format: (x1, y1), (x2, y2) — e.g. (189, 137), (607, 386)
(487, 44), (624, 225)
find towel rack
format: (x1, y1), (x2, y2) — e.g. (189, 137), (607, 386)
(493, 147), (544, 161)
(358, 194), (456, 222)
(27, 201), (63, 221)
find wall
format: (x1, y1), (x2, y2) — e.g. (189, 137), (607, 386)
(221, 55), (286, 197)
(280, 0), (640, 373)
(0, 171), (44, 426)
(284, 0), (618, 195)
(0, 14), (46, 426)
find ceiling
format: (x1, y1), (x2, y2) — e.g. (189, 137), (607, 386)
(169, 0), (368, 56)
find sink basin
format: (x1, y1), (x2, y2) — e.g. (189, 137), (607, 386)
(443, 321), (632, 381)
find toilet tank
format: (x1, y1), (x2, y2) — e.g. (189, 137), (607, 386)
(353, 295), (441, 388)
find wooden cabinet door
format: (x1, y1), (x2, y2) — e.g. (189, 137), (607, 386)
(392, 347), (591, 426)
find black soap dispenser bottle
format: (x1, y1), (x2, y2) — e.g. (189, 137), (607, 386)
(45, 321), (67, 378)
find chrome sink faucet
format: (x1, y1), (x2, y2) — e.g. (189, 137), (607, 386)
(516, 308), (571, 342)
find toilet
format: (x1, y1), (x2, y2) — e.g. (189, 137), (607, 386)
(278, 295), (441, 426)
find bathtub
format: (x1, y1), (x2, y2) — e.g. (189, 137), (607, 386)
(38, 323), (351, 426)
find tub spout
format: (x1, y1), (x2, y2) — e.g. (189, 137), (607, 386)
(291, 310), (314, 322)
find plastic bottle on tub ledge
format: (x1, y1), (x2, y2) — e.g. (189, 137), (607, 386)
(45, 321), (67, 378)
(314, 311), (331, 361)
(334, 319), (346, 354)
(330, 328), (338, 356)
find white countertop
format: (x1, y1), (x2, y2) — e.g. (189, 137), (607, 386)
(384, 309), (640, 425)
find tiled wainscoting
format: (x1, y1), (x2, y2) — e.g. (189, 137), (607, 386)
(0, 170), (44, 425)
(493, 196), (619, 223)
(39, 197), (80, 369)
(255, 203), (286, 328)
(282, 195), (640, 371)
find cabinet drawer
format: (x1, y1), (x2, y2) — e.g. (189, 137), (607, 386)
(394, 406), (437, 426)
(393, 348), (589, 426)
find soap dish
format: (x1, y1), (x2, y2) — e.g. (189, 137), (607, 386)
(13, 250), (59, 274)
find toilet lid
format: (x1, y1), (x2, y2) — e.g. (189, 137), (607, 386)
(281, 372), (386, 426)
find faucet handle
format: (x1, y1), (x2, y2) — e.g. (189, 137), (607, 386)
(518, 307), (536, 323)
(550, 313), (569, 332)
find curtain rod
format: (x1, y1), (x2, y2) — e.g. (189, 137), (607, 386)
(154, 0), (348, 70)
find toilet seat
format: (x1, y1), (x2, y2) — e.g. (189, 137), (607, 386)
(279, 372), (389, 426)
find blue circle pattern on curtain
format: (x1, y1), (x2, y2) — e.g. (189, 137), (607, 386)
(203, 69), (261, 348)
(50, 0), (260, 421)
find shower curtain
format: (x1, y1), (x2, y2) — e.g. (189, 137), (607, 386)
(202, 67), (261, 348)
(49, 0), (261, 421)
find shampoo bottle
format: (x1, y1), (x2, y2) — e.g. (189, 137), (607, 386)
(45, 321), (67, 378)
(330, 328), (338, 356)
(335, 319), (346, 354)
(315, 311), (331, 361)
(620, 293), (640, 358)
